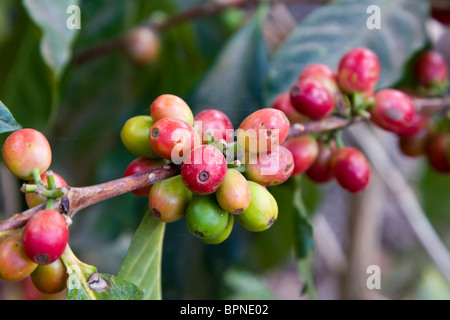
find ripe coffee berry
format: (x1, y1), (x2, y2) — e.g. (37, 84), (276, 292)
(413, 50), (449, 94)
(282, 135), (319, 176)
(2, 128), (52, 180)
(0, 233), (37, 281)
(25, 171), (68, 208)
(398, 128), (429, 158)
(237, 108), (290, 154)
(149, 175), (192, 223)
(22, 209), (69, 265)
(426, 132), (450, 173)
(306, 140), (336, 183)
(397, 113), (429, 138)
(271, 92), (308, 124)
(215, 169), (251, 214)
(125, 27), (160, 65)
(149, 117), (200, 161)
(371, 89), (415, 134)
(245, 145), (294, 186)
(120, 115), (160, 159)
(150, 94), (194, 126)
(124, 157), (167, 197)
(298, 63), (339, 95)
(332, 147), (371, 193)
(181, 144), (227, 195)
(290, 78), (335, 119)
(194, 109), (234, 144)
(30, 258), (68, 294)
(337, 47), (380, 95)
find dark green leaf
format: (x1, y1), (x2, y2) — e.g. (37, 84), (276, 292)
(117, 211), (165, 300)
(189, 4), (270, 127)
(22, 0), (80, 79)
(265, 0), (429, 106)
(0, 100), (21, 135)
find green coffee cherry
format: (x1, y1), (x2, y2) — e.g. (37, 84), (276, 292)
(215, 169), (251, 214)
(149, 175), (192, 223)
(235, 181), (278, 232)
(120, 115), (160, 159)
(186, 194), (229, 239)
(202, 214), (234, 245)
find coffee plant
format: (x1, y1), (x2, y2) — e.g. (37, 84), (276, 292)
(1, 0), (450, 301)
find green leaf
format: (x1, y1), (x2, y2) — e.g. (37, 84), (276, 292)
(66, 272), (143, 300)
(265, 0), (429, 105)
(117, 211), (165, 300)
(0, 100), (21, 135)
(22, 0), (80, 79)
(189, 3), (270, 126)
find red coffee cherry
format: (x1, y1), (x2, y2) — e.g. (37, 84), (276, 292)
(337, 47), (380, 95)
(150, 94), (194, 126)
(124, 157), (168, 197)
(236, 108), (290, 154)
(25, 171), (68, 208)
(397, 113), (429, 138)
(194, 109), (234, 144)
(271, 92), (308, 124)
(371, 89), (415, 134)
(30, 258), (68, 294)
(245, 145), (294, 186)
(413, 50), (449, 94)
(426, 132), (450, 173)
(398, 128), (429, 158)
(2, 128), (52, 180)
(181, 144), (227, 195)
(298, 63), (339, 95)
(290, 78), (335, 119)
(282, 135), (319, 176)
(149, 117), (200, 161)
(305, 140), (336, 183)
(125, 27), (160, 65)
(0, 232), (37, 281)
(22, 209), (69, 265)
(332, 147), (371, 193)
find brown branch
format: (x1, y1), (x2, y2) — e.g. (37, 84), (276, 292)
(71, 0), (318, 66)
(0, 163), (181, 235)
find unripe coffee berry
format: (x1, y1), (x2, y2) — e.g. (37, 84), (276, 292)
(236, 108), (290, 154)
(332, 147), (371, 193)
(149, 117), (200, 161)
(149, 175), (192, 223)
(337, 47), (380, 95)
(0, 233), (37, 281)
(2, 128), (52, 180)
(186, 194), (229, 239)
(120, 115), (160, 159)
(22, 209), (69, 265)
(235, 181), (278, 232)
(215, 169), (251, 214)
(30, 258), (68, 294)
(124, 157), (167, 197)
(181, 144), (227, 195)
(194, 109), (234, 144)
(150, 94), (194, 126)
(202, 214), (234, 245)
(371, 89), (415, 134)
(290, 78), (335, 119)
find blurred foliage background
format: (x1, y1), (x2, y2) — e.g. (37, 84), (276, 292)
(1, 0), (450, 300)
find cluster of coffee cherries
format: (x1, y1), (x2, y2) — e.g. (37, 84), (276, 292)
(120, 94), (300, 244)
(1, 128), (69, 294)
